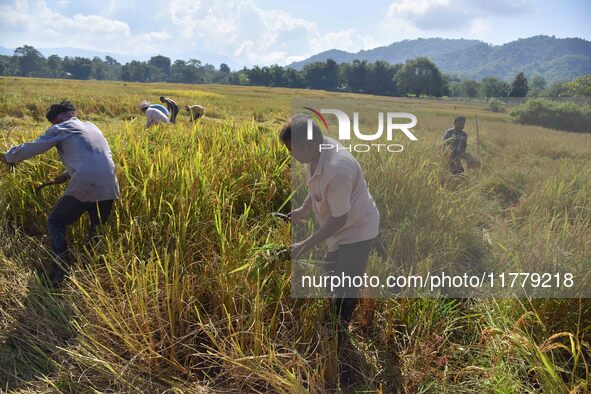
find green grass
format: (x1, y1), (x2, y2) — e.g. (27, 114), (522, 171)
(0, 77), (590, 392)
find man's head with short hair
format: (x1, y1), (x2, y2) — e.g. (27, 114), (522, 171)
(159, 96), (165, 102)
(454, 115), (466, 131)
(46, 100), (76, 124)
(279, 114), (323, 163)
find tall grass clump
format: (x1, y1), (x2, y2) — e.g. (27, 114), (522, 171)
(488, 98), (506, 113)
(511, 98), (591, 133)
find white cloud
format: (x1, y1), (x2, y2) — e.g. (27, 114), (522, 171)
(0, 0), (538, 67)
(387, 0), (531, 31)
(0, 0), (134, 52)
(311, 29), (379, 54)
(165, 0), (316, 64)
(67, 14), (130, 35)
(157, 0), (379, 65)
(142, 31), (172, 41)
(468, 17), (494, 37)
(1, 0), (379, 66)
(373, 0), (534, 45)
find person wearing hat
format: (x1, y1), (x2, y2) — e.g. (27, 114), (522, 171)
(185, 104), (205, 121)
(1, 100), (120, 286)
(140, 100), (169, 128)
(160, 96), (179, 124)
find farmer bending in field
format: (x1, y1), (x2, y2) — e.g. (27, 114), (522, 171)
(185, 104), (205, 121)
(160, 96), (179, 124)
(1, 100), (120, 287)
(140, 100), (169, 128)
(443, 116), (468, 174)
(281, 114), (380, 385)
(148, 101), (170, 117)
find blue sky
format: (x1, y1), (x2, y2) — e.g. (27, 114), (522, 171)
(0, 0), (589, 67)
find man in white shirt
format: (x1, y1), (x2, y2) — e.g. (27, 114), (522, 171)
(2, 100), (120, 286)
(280, 114), (380, 384)
(140, 100), (169, 128)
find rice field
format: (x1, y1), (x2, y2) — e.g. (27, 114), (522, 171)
(0, 77), (590, 393)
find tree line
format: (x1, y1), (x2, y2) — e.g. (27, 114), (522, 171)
(1, 45), (588, 98)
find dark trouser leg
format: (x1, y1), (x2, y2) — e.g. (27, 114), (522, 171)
(450, 158), (464, 174)
(86, 200), (114, 239)
(328, 239), (374, 322)
(47, 196), (88, 284)
(171, 105), (179, 123)
(334, 298), (360, 328)
(325, 239), (375, 386)
(47, 196), (88, 260)
(84, 200), (114, 263)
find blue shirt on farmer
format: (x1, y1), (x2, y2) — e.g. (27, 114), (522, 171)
(149, 104), (169, 116)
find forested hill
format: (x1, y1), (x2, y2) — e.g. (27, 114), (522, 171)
(289, 36), (591, 83)
(289, 38), (481, 69)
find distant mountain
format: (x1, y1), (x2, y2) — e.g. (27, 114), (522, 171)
(0, 46), (243, 70)
(289, 36), (591, 83)
(290, 49), (354, 67)
(289, 38), (482, 69)
(0, 46), (13, 56)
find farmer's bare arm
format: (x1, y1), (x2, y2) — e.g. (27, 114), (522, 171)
(292, 175), (353, 257)
(291, 213), (347, 258)
(289, 193), (312, 221)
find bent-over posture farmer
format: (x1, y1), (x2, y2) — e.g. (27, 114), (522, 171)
(280, 114), (380, 385)
(147, 102), (169, 117)
(443, 116), (468, 174)
(160, 96), (179, 123)
(140, 100), (169, 128)
(185, 104), (205, 121)
(2, 101), (120, 286)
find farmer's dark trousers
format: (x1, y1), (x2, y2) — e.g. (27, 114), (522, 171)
(48, 195), (114, 262)
(170, 104), (179, 123)
(324, 238), (374, 383)
(324, 238), (374, 325)
(450, 157), (465, 174)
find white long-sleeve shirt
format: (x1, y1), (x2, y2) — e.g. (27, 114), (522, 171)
(145, 107), (169, 127)
(5, 118), (120, 202)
